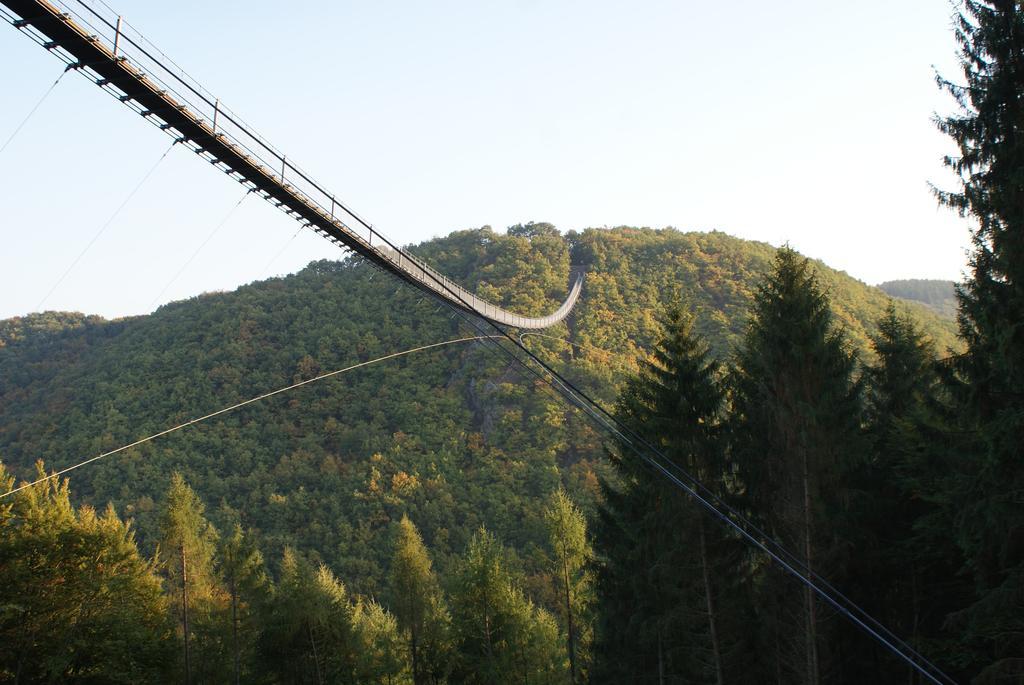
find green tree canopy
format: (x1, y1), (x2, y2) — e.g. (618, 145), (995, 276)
(0, 462), (174, 683)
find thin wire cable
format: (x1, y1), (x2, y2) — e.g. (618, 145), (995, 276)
(0, 69), (66, 156)
(0, 334), (501, 500)
(35, 140), (177, 312)
(259, 224), (305, 279)
(148, 191), (249, 309)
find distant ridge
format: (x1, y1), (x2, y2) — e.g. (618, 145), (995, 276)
(878, 279), (957, 319)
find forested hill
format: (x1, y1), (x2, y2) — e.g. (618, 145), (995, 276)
(0, 225), (956, 593)
(878, 278), (957, 318)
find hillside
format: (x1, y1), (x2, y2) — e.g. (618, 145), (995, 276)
(878, 278), (958, 319)
(0, 226), (958, 594)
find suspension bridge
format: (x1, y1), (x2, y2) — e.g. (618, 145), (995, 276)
(0, 0), (582, 329)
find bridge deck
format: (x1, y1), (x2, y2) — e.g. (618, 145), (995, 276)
(0, 0), (582, 329)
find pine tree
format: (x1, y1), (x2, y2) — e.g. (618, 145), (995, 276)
(158, 472), (226, 684)
(388, 514), (454, 684)
(218, 520), (270, 685)
(594, 305), (743, 684)
(729, 249), (863, 684)
(260, 548), (358, 684)
(934, 2), (1024, 680)
(450, 527), (566, 685)
(544, 488), (593, 684)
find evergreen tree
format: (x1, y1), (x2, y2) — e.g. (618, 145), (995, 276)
(352, 597), (411, 684)
(857, 306), (975, 683)
(0, 463), (175, 682)
(594, 305), (744, 684)
(449, 527), (565, 685)
(544, 488), (593, 684)
(260, 548), (358, 684)
(218, 519), (270, 685)
(388, 515), (454, 684)
(934, 2), (1024, 679)
(158, 472), (227, 684)
(729, 249), (863, 684)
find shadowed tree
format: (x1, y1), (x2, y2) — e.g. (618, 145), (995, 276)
(933, 1), (1024, 679)
(729, 249), (863, 684)
(594, 305), (746, 684)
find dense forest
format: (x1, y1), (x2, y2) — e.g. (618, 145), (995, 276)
(0, 227), (957, 588)
(0, 224), (969, 684)
(3, 1), (1023, 682)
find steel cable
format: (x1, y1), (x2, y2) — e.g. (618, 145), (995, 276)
(35, 139), (177, 311)
(0, 68), (66, 157)
(148, 190), (250, 309)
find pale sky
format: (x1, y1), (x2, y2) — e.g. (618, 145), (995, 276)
(0, 0), (972, 321)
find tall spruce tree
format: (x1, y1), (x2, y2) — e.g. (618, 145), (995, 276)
(934, 2), (1024, 680)
(729, 248), (863, 684)
(594, 305), (742, 684)
(856, 306), (975, 683)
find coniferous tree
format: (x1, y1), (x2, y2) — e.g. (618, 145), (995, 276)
(0, 463), (175, 682)
(218, 520), (270, 685)
(934, 2), (1024, 679)
(594, 305), (744, 684)
(858, 306), (974, 683)
(729, 249), (863, 684)
(544, 488), (593, 684)
(449, 527), (565, 685)
(388, 514), (454, 684)
(352, 597), (411, 684)
(158, 472), (227, 684)
(260, 548), (358, 684)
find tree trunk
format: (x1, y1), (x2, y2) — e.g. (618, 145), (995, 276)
(699, 519), (725, 685)
(308, 621), (324, 685)
(658, 628), (665, 685)
(231, 573), (239, 685)
(562, 550), (578, 684)
(802, 451), (819, 685)
(181, 544), (191, 685)
(411, 625), (419, 685)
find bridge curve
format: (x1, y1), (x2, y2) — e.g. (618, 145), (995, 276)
(0, 0), (582, 329)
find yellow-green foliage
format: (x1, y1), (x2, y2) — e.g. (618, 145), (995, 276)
(0, 226), (957, 601)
